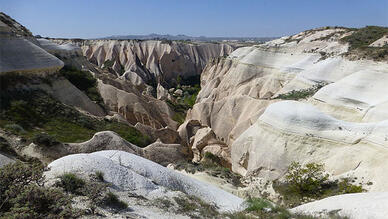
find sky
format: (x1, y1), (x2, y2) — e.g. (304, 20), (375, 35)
(2, 0), (388, 39)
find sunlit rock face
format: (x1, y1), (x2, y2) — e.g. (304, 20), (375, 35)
(183, 27), (388, 192)
(0, 12), (63, 75)
(53, 39), (234, 87)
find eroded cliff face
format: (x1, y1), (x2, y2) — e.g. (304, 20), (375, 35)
(183, 27), (388, 192)
(54, 39), (234, 87)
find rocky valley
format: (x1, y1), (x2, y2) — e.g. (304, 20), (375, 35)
(1, 10), (388, 219)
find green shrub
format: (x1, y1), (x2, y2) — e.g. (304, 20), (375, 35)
(173, 195), (219, 218)
(338, 178), (365, 194)
(103, 60), (115, 69)
(32, 132), (59, 147)
(7, 100), (41, 128)
(60, 66), (103, 104)
(0, 89), (151, 147)
(61, 67), (96, 91)
(244, 197), (273, 212)
(0, 161), (77, 218)
(103, 192), (128, 210)
(80, 181), (107, 214)
(342, 26), (388, 49)
(58, 173), (86, 195)
(275, 162), (366, 207)
(275, 83), (326, 100)
(285, 162), (329, 196)
(4, 185), (76, 218)
(95, 171), (104, 182)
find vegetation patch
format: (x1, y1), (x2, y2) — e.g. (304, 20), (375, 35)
(0, 161), (78, 218)
(274, 83), (326, 100)
(341, 26), (388, 61)
(58, 173), (86, 195)
(0, 89), (151, 146)
(56, 171), (128, 213)
(167, 83), (200, 125)
(32, 132), (60, 147)
(274, 162), (365, 207)
(224, 197), (349, 219)
(60, 66), (104, 107)
(102, 192), (128, 210)
(173, 195), (219, 219)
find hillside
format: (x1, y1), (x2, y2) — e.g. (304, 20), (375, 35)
(1, 10), (388, 218)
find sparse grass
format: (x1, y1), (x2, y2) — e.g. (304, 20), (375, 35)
(103, 192), (128, 210)
(341, 26), (388, 61)
(32, 132), (60, 147)
(58, 173), (86, 195)
(60, 66), (104, 106)
(274, 83), (326, 100)
(174, 195), (219, 218)
(152, 198), (174, 209)
(224, 197), (349, 219)
(95, 171), (104, 182)
(0, 89), (151, 146)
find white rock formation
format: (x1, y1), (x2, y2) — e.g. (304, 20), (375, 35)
(45, 150), (244, 212)
(54, 39), (234, 86)
(291, 192), (388, 219)
(182, 27), (388, 194)
(187, 27), (388, 147)
(231, 101), (388, 191)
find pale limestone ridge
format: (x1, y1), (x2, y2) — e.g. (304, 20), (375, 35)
(45, 150), (244, 213)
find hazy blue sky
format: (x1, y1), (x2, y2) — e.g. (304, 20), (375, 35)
(2, 0), (388, 38)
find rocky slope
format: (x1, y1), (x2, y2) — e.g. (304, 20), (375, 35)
(183, 27), (388, 195)
(53, 38), (234, 88)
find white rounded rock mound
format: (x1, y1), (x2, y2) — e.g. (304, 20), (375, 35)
(45, 150), (243, 213)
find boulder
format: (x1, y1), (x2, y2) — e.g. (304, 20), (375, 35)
(191, 127), (218, 163)
(177, 119), (203, 147)
(45, 150), (244, 212)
